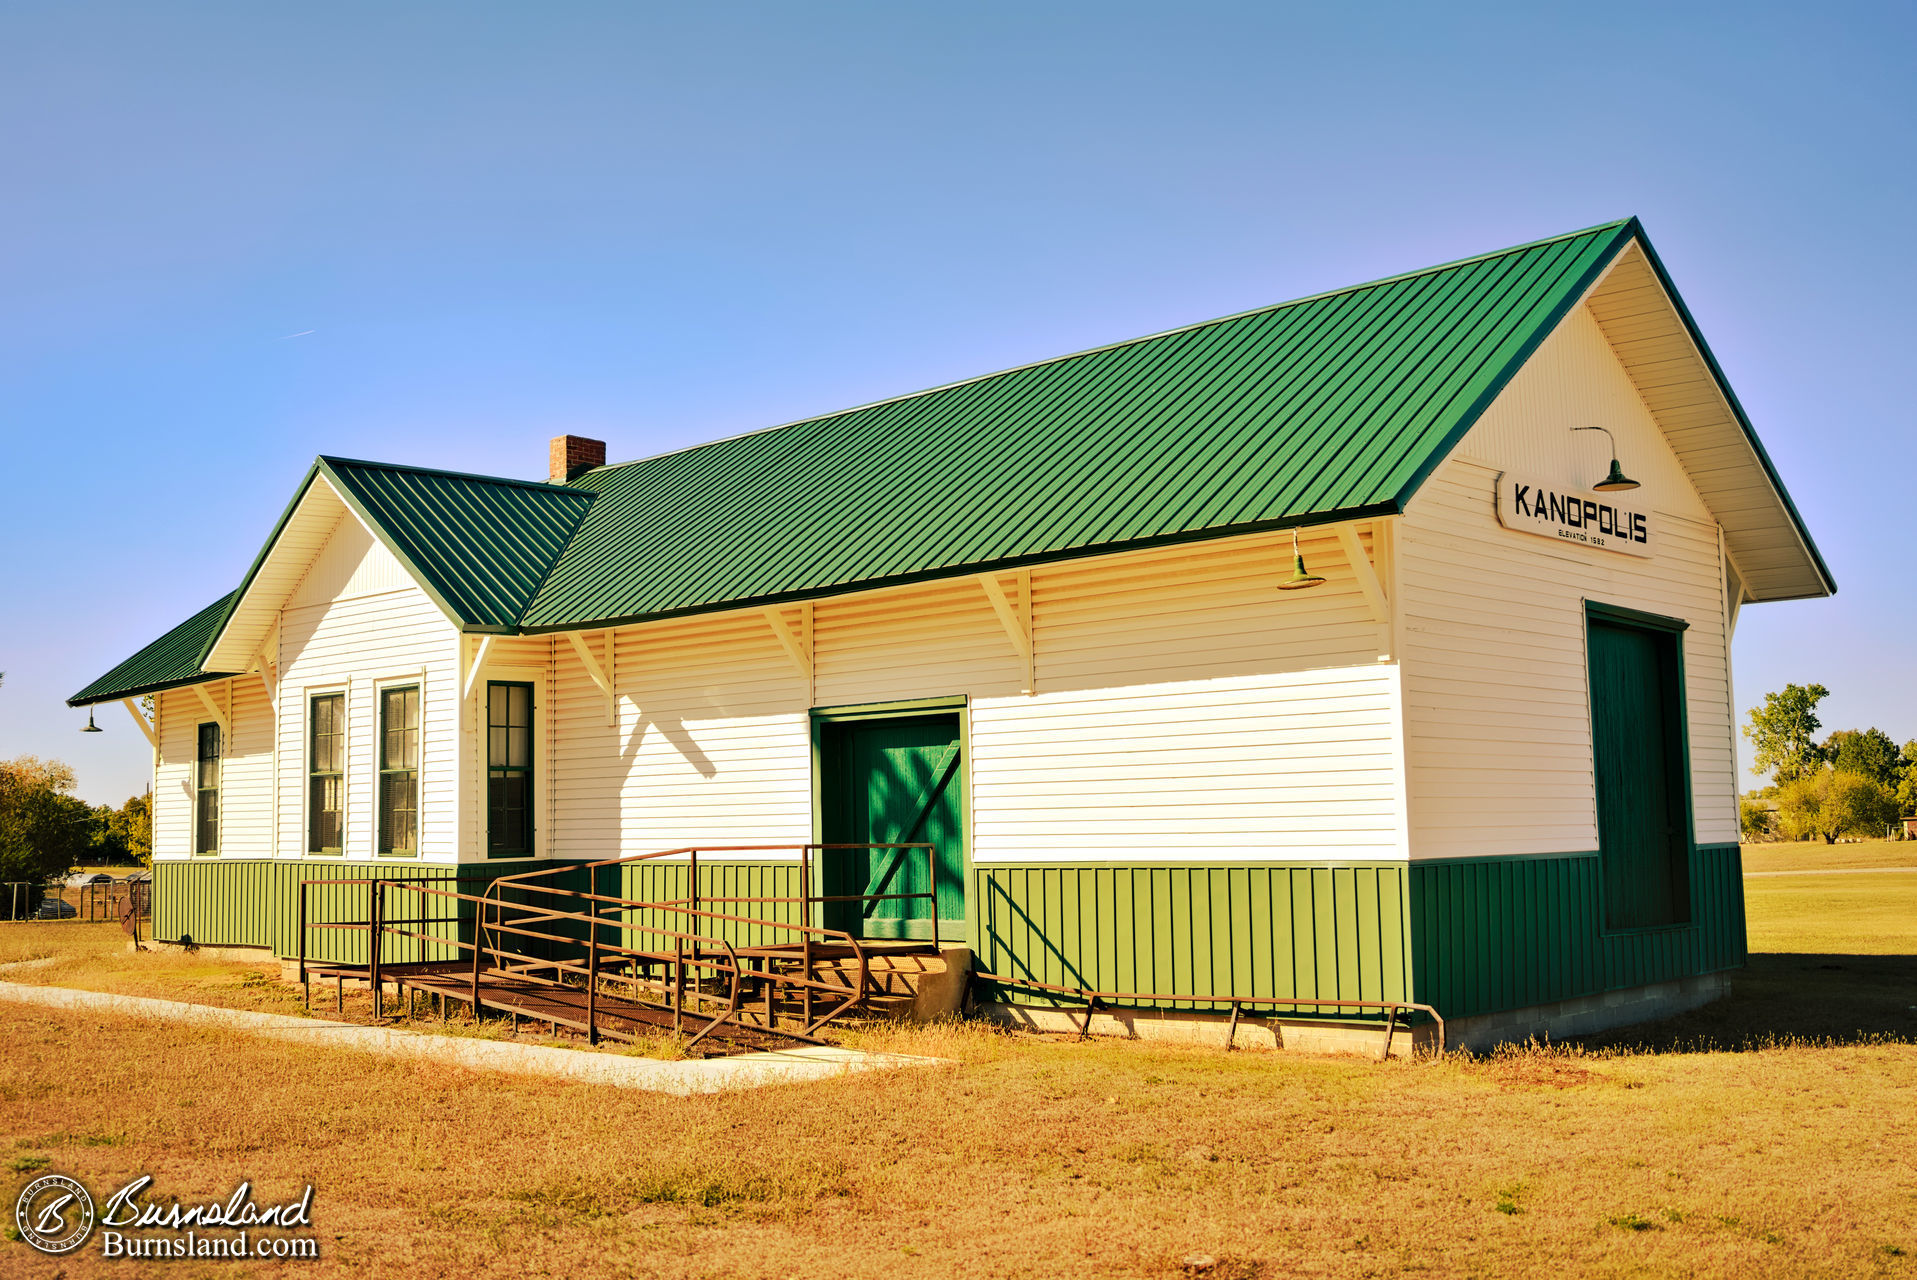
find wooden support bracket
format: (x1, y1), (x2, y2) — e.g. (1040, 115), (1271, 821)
(1336, 525), (1391, 626)
(978, 571), (1034, 693)
(763, 606), (814, 702)
(121, 698), (158, 750)
(461, 635), (494, 702)
(564, 631), (616, 725)
(192, 682), (230, 739)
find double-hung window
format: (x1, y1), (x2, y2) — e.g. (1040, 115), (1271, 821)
(487, 681), (533, 857)
(308, 693), (345, 854)
(194, 723), (221, 855)
(379, 686), (421, 856)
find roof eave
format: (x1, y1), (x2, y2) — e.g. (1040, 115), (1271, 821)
(66, 671), (243, 710)
(518, 503), (1401, 634)
(1623, 234), (1837, 600)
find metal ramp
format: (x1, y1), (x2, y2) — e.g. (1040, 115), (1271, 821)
(297, 843), (944, 1057)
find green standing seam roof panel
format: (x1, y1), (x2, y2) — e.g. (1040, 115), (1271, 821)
(518, 221), (1631, 628)
(66, 593), (241, 706)
(317, 458), (596, 631)
(81, 217), (1827, 702)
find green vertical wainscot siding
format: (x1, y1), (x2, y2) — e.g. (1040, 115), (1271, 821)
(1408, 844), (1746, 1020)
(153, 859), (529, 965)
(971, 864), (1414, 1011)
(604, 860), (806, 952)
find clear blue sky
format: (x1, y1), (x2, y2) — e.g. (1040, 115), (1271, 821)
(2, 3), (1910, 805)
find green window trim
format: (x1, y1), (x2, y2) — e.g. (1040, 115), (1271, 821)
(307, 692), (345, 855)
(486, 681), (534, 859)
(1584, 599), (1691, 634)
(378, 685), (421, 858)
(194, 721), (221, 856)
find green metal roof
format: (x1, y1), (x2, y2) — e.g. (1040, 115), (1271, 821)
(66, 593), (240, 706)
(75, 217), (1830, 702)
(518, 219), (1635, 628)
(316, 457), (595, 631)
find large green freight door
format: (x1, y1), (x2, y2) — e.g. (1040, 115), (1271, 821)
(1587, 612), (1691, 930)
(819, 714), (966, 942)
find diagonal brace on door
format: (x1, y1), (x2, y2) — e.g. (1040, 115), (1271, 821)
(862, 743), (960, 915)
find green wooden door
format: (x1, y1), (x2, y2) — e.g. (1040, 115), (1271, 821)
(820, 714), (966, 942)
(1588, 617), (1690, 930)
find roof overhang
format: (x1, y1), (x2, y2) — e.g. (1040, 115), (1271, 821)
(199, 462), (496, 673)
(1579, 234), (1834, 602)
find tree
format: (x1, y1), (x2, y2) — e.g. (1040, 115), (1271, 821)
(1823, 727), (1901, 791)
(1775, 767), (1901, 844)
(105, 793), (151, 866)
(1898, 741), (1917, 818)
(0, 756), (100, 917)
(1738, 794), (1777, 842)
(1744, 684), (1830, 784)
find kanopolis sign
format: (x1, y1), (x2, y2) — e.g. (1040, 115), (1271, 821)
(1495, 472), (1654, 558)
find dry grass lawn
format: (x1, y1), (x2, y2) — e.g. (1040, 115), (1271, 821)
(1742, 838), (1916, 874)
(2, 870), (1914, 1279)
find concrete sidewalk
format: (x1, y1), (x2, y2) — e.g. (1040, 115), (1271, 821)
(0, 980), (948, 1096)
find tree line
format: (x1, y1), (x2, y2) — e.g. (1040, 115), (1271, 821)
(1740, 683), (1913, 842)
(0, 756), (151, 917)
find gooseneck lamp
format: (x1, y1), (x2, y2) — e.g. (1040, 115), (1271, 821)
(1572, 425), (1640, 492)
(1277, 528), (1326, 591)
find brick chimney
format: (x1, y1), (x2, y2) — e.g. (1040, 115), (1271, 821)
(549, 435), (606, 483)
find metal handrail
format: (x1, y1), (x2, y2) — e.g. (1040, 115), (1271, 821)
(475, 873), (872, 1041)
(973, 971), (1447, 1059)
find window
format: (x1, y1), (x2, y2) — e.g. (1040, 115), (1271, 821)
(194, 723), (221, 855)
(487, 681), (533, 857)
(308, 693), (345, 854)
(379, 686), (421, 856)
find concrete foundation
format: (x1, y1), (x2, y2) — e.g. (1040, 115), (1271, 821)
(976, 1001), (1425, 1058)
(1440, 970), (1731, 1052)
(138, 939), (279, 966)
(907, 947), (973, 1020)
(978, 970), (1733, 1058)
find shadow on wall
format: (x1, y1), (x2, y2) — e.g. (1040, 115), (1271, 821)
(1566, 952), (1917, 1054)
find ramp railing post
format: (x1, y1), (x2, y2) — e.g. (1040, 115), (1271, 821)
(587, 906), (600, 1046)
(470, 875), (484, 1016)
(369, 879), (383, 1020)
(297, 881), (309, 1008)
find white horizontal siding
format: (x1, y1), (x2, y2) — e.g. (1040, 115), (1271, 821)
(974, 531), (1401, 863)
(152, 687), (197, 859)
(277, 562), (460, 862)
(547, 615), (810, 861)
(151, 677), (271, 860)
(1401, 304), (1738, 859)
(286, 514), (412, 609)
(538, 526), (1406, 868)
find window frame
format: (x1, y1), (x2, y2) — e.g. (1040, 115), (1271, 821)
(377, 683), (422, 858)
(485, 679), (536, 859)
(193, 720), (222, 856)
(306, 690), (347, 856)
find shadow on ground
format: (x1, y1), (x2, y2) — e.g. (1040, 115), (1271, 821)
(1569, 952), (1917, 1053)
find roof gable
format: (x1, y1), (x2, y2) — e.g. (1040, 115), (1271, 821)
(199, 459), (595, 671)
(1580, 241), (1833, 600)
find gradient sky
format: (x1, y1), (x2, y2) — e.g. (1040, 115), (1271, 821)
(2, 3), (1910, 805)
